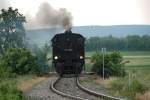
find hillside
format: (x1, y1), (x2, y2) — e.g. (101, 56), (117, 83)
(26, 25), (150, 47)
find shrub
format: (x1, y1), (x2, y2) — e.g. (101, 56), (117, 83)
(110, 78), (125, 91)
(91, 51), (125, 77)
(1, 48), (37, 75)
(0, 83), (24, 100)
(128, 79), (146, 96)
(0, 61), (16, 79)
(34, 48), (50, 75)
(110, 77), (147, 99)
(29, 44), (50, 75)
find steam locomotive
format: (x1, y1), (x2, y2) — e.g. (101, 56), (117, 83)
(51, 29), (85, 76)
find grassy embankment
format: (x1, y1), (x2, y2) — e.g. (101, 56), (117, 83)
(84, 51), (150, 99)
(0, 75), (48, 100)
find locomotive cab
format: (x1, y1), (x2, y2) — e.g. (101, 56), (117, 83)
(51, 29), (85, 76)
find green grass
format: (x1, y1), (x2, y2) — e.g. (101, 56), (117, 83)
(120, 51), (150, 56)
(84, 51), (150, 99)
(85, 51), (150, 67)
(85, 51), (150, 88)
(85, 51), (95, 57)
(0, 75), (36, 86)
(86, 51), (150, 57)
(0, 75), (36, 100)
(85, 63), (93, 71)
(126, 68), (150, 88)
(124, 56), (150, 66)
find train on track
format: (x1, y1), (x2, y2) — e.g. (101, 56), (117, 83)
(51, 29), (85, 76)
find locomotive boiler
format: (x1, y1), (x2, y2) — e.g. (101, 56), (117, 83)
(51, 29), (85, 76)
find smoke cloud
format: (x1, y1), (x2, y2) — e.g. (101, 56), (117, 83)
(0, 0), (10, 10)
(26, 2), (72, 30)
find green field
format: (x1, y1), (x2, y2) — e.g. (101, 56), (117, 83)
(85, 51), (150, 89)
(85, 51), (150, 67)
(124, 57), (150, 67)
(86, 51), (150, 57)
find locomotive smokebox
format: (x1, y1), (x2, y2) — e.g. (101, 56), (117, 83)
(51, 27), (85, 76)
(65, 28), (72, 34)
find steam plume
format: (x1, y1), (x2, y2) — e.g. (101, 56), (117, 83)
(0, 0), (10, 10)
(26, 2), (72, 30)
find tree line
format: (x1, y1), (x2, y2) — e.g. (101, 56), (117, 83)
(85, 35), (150, 51)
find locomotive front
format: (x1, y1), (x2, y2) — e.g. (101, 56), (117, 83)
(51, 29), (85, 76)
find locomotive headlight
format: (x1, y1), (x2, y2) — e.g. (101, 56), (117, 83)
(80, 56), (83, 59)
(54, 56), (58, 60)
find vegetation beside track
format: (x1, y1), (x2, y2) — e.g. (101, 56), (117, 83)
(84, 51), (150, 100)
(0, 75), (48, 100)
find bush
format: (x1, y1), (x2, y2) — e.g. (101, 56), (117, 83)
(0, 61), (16, 79)
(1, 48), (37, 75)
(0, 83), (24, 100)
(128, 79), (146, 96)
(34, 48), (50, 75)
(110, 77), (146, 99)
(91, 51), (125, 77)
(110, 78), (125, 91)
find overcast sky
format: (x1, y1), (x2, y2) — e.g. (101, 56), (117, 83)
(1, 0), (150, 26)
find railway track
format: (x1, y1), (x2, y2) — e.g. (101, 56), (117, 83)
(50, 76), (122, 100)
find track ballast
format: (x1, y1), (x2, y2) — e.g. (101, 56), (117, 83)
(51, 76), (122, 100)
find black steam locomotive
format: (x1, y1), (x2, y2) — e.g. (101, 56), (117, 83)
(51, 29), (85, 76)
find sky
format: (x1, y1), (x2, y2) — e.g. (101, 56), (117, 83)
(0, 0), (150, 26)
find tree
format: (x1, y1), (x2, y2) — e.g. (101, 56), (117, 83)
(85, 35), (150, 52)
(0, 7), (26, 55)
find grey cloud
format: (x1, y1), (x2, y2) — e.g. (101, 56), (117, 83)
(26, 2), (72, 30)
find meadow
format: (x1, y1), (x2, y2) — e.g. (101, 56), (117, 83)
(0, 75), (48, 100)
(84, 51), (150, 99)
(85, 51), (150, 86)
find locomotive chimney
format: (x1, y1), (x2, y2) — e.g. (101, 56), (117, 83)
(65, 28), (72, 34)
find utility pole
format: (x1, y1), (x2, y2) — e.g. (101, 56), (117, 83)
(128, 72), (131, 90)
(102, 48), (106, 80)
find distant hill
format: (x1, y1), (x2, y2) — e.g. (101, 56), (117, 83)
(26, 25), (150, 47)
